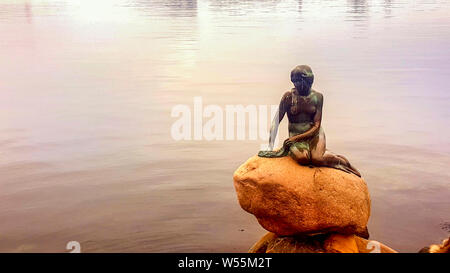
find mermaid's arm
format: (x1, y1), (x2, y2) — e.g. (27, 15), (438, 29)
(268, 92), (289, 150)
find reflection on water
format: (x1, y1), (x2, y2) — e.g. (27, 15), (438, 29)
(347, 0), (369, 17)
(0, 0), (449, 252)
(127, 0), (198, 17)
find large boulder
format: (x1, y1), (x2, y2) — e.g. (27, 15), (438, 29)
(233, 155), (371, 237)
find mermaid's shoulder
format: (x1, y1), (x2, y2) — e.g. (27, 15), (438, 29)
(310, 89), (323, 104)
(311, 89), (323, 97)
(282, 90), (293, 100)
(279, 90), (293, 107)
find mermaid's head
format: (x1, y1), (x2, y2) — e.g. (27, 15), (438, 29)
(291, 65), (314, 95)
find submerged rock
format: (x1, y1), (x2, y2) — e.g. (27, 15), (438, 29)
(233, 155), (371, 237)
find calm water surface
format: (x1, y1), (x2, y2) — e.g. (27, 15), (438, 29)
(0, 0), (449, 252)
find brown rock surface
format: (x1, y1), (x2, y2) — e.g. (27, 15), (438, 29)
(234, 155), (371, 237)
(249, 232), (397, 253)
(249, 232), (327, 253)
(419, 237), (450, 253)
(353, 236), (397, 253)
(323, 234), (359, 253)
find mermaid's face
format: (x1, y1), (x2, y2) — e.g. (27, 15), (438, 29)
(291, 65), (314, 94)
(293, 76), (311, 93)
(292, 76), (312, 93)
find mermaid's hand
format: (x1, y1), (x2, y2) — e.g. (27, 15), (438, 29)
(284, 134), (307, 146)
(283, 138), (295, 148)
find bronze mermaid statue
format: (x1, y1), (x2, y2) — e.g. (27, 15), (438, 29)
(258, 65), (361, 177)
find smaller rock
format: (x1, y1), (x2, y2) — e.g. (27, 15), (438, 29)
(249, 232), (397, 253)
(249, 233), (327, 253)
(323, 234), (359, 253)
(344, 235), (397, 253)
(418, 237), (450, 253)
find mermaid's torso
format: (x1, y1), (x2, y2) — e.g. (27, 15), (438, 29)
(285, 89), (321, 138)
(288, 122), (312, 137)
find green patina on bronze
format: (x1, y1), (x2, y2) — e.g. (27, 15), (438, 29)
(258, 147), (289, 158)
(301, 71), (314, 78)
(258, 140), (309, 158)
(258, 65), (361, 177)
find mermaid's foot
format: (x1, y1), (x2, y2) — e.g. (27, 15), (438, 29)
(339, 164), (361, 177)
(348, 163), (361, 177)
(334, 154), (361, 177)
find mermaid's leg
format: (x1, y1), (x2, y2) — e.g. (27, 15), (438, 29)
(289, 142), (311, 165)
(310, 128), (361, 177)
